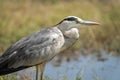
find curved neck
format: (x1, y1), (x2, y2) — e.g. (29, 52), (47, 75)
(60, 28), (79, 51)
(57, 23), (69, 33)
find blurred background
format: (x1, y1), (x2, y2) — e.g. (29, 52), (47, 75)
(0, 0), (120, 80)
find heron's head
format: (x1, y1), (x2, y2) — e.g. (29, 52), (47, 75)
(58, 16), (99, 31)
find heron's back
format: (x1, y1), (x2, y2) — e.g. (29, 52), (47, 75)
(0, 27), (65, 75)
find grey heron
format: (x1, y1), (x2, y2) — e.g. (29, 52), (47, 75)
(0, 16), (99, 80)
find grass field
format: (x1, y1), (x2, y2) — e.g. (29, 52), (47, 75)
(0, 0), (120, 55)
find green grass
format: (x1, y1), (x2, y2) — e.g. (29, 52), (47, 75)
(0, 75), (17, 80)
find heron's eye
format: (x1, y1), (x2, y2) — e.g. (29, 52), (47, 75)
(76, 20), (80, 24)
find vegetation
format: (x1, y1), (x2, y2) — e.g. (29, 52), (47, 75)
(0, 0), (120, 55)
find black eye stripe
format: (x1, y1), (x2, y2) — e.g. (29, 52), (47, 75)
(58, 17), (78, 24)
(64, 17), (77, 21)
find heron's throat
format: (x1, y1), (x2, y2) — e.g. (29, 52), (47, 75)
(64, 28), (79, 39)
(57, 23), (70, 33)
(57, 23), (80, 39)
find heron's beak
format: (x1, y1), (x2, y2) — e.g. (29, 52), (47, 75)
(80, 20), (100, 25)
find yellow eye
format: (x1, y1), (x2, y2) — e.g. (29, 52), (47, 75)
(76, 20), (80, 24)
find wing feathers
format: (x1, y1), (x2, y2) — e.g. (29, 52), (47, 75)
(0, 27), (64, 75)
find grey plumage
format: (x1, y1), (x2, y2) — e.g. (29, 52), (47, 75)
(0, 27), (64, 74)
(0, 16), (99, 79)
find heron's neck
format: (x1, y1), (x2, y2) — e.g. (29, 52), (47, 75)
(57, 23), (69, 33)
(57, 24), (79, 38)
(60, 28), (79, 51)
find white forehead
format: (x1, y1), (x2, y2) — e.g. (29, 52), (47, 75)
(66, 16), (79, 18)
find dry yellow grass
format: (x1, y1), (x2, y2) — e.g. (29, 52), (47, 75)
(0, 0), (120, 55)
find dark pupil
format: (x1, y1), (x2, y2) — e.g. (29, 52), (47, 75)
(64, 17), (76, 21)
